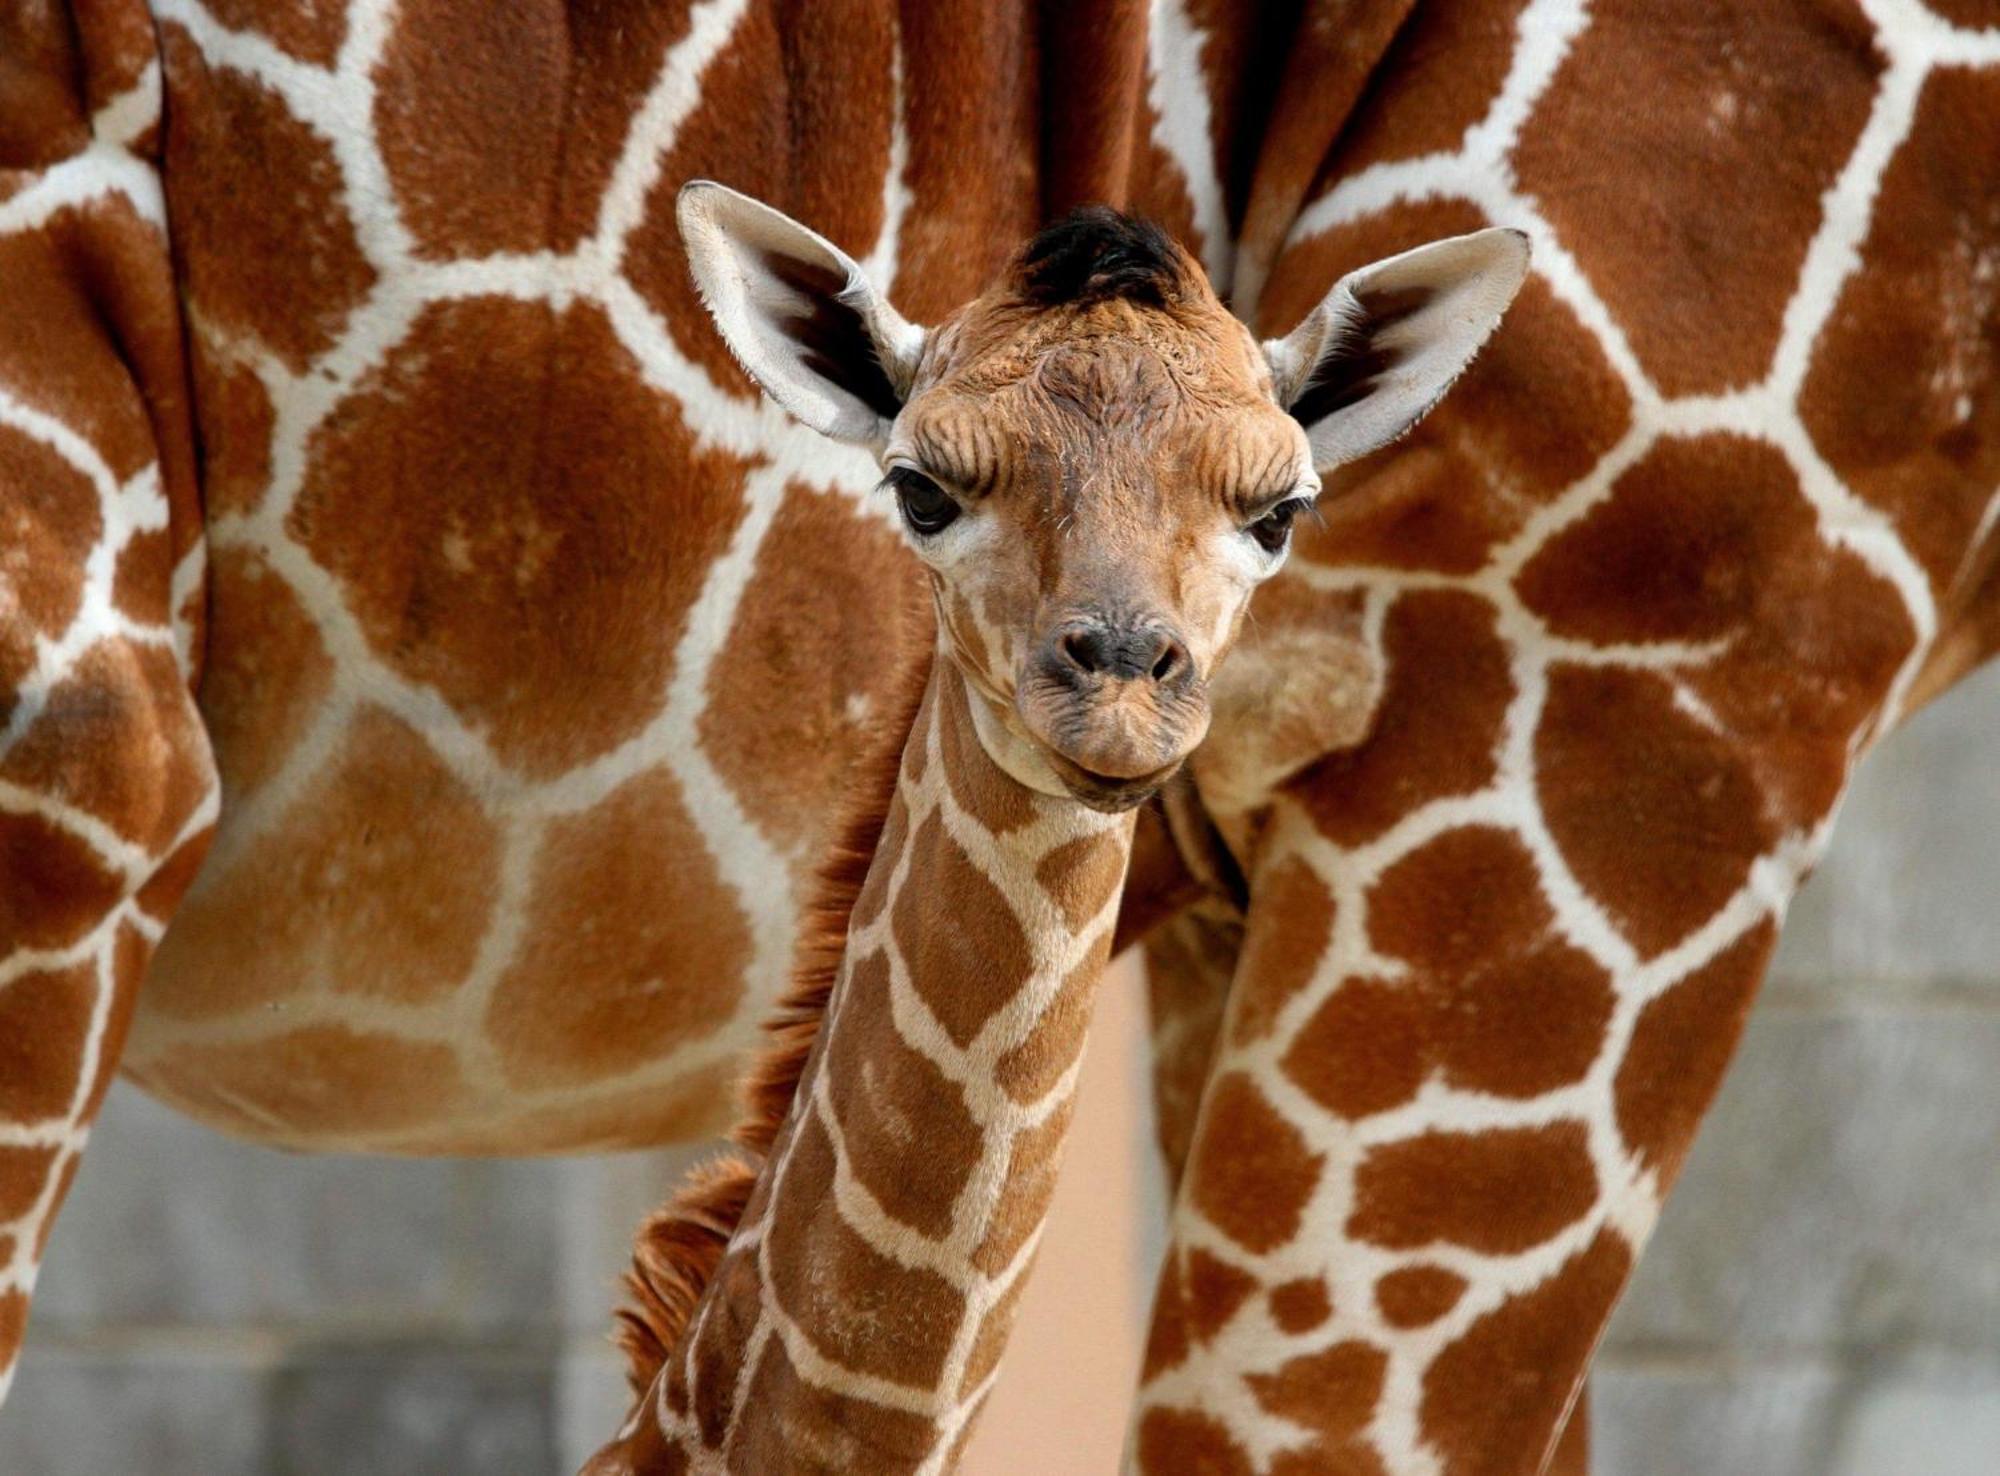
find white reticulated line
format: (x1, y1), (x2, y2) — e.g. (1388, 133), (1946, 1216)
(859, 27), (912, 292)
(167, 538), (206, 677)
(594, 0), (752, 259)
(808, 1085), (951, 1270)
(0, 141), (164, 235)
(1462, 0), (1590, 168)
(647, 462), (799, 1030)
(1147, 0), (1233, 289)
(427, 809), (541, 1095)
(91, 58), (162, 149)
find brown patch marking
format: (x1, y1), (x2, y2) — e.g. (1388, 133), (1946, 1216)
(110, 526), (171, 629)
(1538, 665), (1775, 957)
(1269, 1276), (1333, 1334)
(1288, 827), (1613, 1117)
(994, 953), (1101, 1104)
(1615, 921), (1776, 1179)
(1375, 1265), (1468, 1329)
(1420, 1231), (1632, 1476)
(627, 0), (898, 395)
(1284, 976), (1428, 1120)
(765, 1112), (963, 1388)
(197, 545), (335, 798)
(150, 706), (496, 1018)
(937, 664), (1038, 834)
(0, 1146), (57, 1221)
(375, 0), (697, 258)
(140, 1027), (469, 1139)
(1515, 0), (1881, 395)
(1273, 202), (1630, 565)
(726, 1332), (935, 1475)
(1142, 908), (1239, 1187)
(1247, 1340), (1388, 1444)
(204, 0), (348, 64)
(0, 5), (89, 163)
(0, 815), (123, 953)
(293, 295), (751, 776)
(826, 950), (981, 1239)
(0, 422), (100, 696)
(1035, 828), (1130, 931)
(893, 810), (1034, 1048)
(0, 639), (210, 852)
(1184, 1248), (1257, 1344)
(959, 1271), (1031, 1397)
(1349, 1123), (1597, 1255)
(972, 1096), (1074, 1276)
(185, 348), (275, 518)
(1229, 854), (1335, 1044)
(160, 27), (375, 370)
(1294, 592), (1514, 846)
(1135, 1406), (1255, 1476)
(488, 762), (746, 1086)
(700, 480), (930, 860)
(1326, 0), (1532, 174)
(1188, 1072), (1324, 1254)
(0, 211), (164, 486)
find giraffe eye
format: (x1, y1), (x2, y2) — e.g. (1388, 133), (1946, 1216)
(1247, 496), (1311, 554)
(889, 467), (960, 536)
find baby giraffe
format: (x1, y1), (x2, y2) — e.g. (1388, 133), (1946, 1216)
(583, 182), (1527, 1475)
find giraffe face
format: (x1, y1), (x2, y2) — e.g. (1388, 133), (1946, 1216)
(677, 183), (1529, 809)
(884, 252), (1311, 810)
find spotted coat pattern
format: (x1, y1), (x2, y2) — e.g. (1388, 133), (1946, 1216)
(0, 0), (1996, 1468)
(586, 661), (1134, 1473)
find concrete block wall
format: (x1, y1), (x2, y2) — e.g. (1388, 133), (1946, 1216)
(3, 663), (1996, 1474)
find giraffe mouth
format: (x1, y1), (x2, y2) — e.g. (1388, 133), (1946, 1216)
(1040, 747), (1184, 812)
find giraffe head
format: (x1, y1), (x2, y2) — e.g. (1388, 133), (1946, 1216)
(678, 182), (1527, 810)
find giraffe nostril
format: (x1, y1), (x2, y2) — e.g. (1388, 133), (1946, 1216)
(1059, 626), (1115, 676)
(1053, 620), (1188, 684)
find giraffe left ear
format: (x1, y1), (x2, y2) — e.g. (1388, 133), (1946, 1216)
(677, 180), (925, 450)
(1265, 228), (1530, 471)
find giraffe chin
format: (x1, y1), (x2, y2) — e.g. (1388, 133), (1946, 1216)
(1039, 748), (1185, 813)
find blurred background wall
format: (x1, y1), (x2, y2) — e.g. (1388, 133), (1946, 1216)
(3, 663), (1997, 1475)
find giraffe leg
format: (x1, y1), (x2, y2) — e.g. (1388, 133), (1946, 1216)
(0, 1), (214, 1402)
(1128, 793), (1784, 1476)
(1140, 903), (1241, 1192)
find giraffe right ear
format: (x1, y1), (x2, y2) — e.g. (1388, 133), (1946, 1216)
(676, 181), (924, 450)
(1265, 228), (1530, 471)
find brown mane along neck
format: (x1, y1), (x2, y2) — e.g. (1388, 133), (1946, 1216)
(614, 640), (937, 1392)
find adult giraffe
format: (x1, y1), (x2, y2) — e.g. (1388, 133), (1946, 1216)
(0, 0), (1995, 1473)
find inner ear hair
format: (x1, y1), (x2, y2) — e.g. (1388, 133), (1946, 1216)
(1268, 227), (1530, 470)
(676, 180), (923, 447)
(756, 247), (904, 422)
(1286, 282), (1433, 429)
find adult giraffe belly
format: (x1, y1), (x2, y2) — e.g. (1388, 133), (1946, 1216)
(129, 391), (929, 1152)
(109, 0), (1032, 1154)
(121, 257), (931, 1156)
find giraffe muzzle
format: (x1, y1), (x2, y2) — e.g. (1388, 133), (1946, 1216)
(1017, 615), (1210, 809)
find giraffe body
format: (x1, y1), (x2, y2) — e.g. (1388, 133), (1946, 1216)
(3, 0), (1998, 1468)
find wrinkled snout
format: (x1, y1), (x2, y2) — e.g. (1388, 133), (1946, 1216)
(1019, 609), (1210, 811)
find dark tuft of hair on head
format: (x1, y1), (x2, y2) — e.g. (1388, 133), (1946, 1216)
(1015, 205), (1187, 309)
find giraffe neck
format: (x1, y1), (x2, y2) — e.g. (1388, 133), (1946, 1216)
(592, 654), (1136, 1474)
